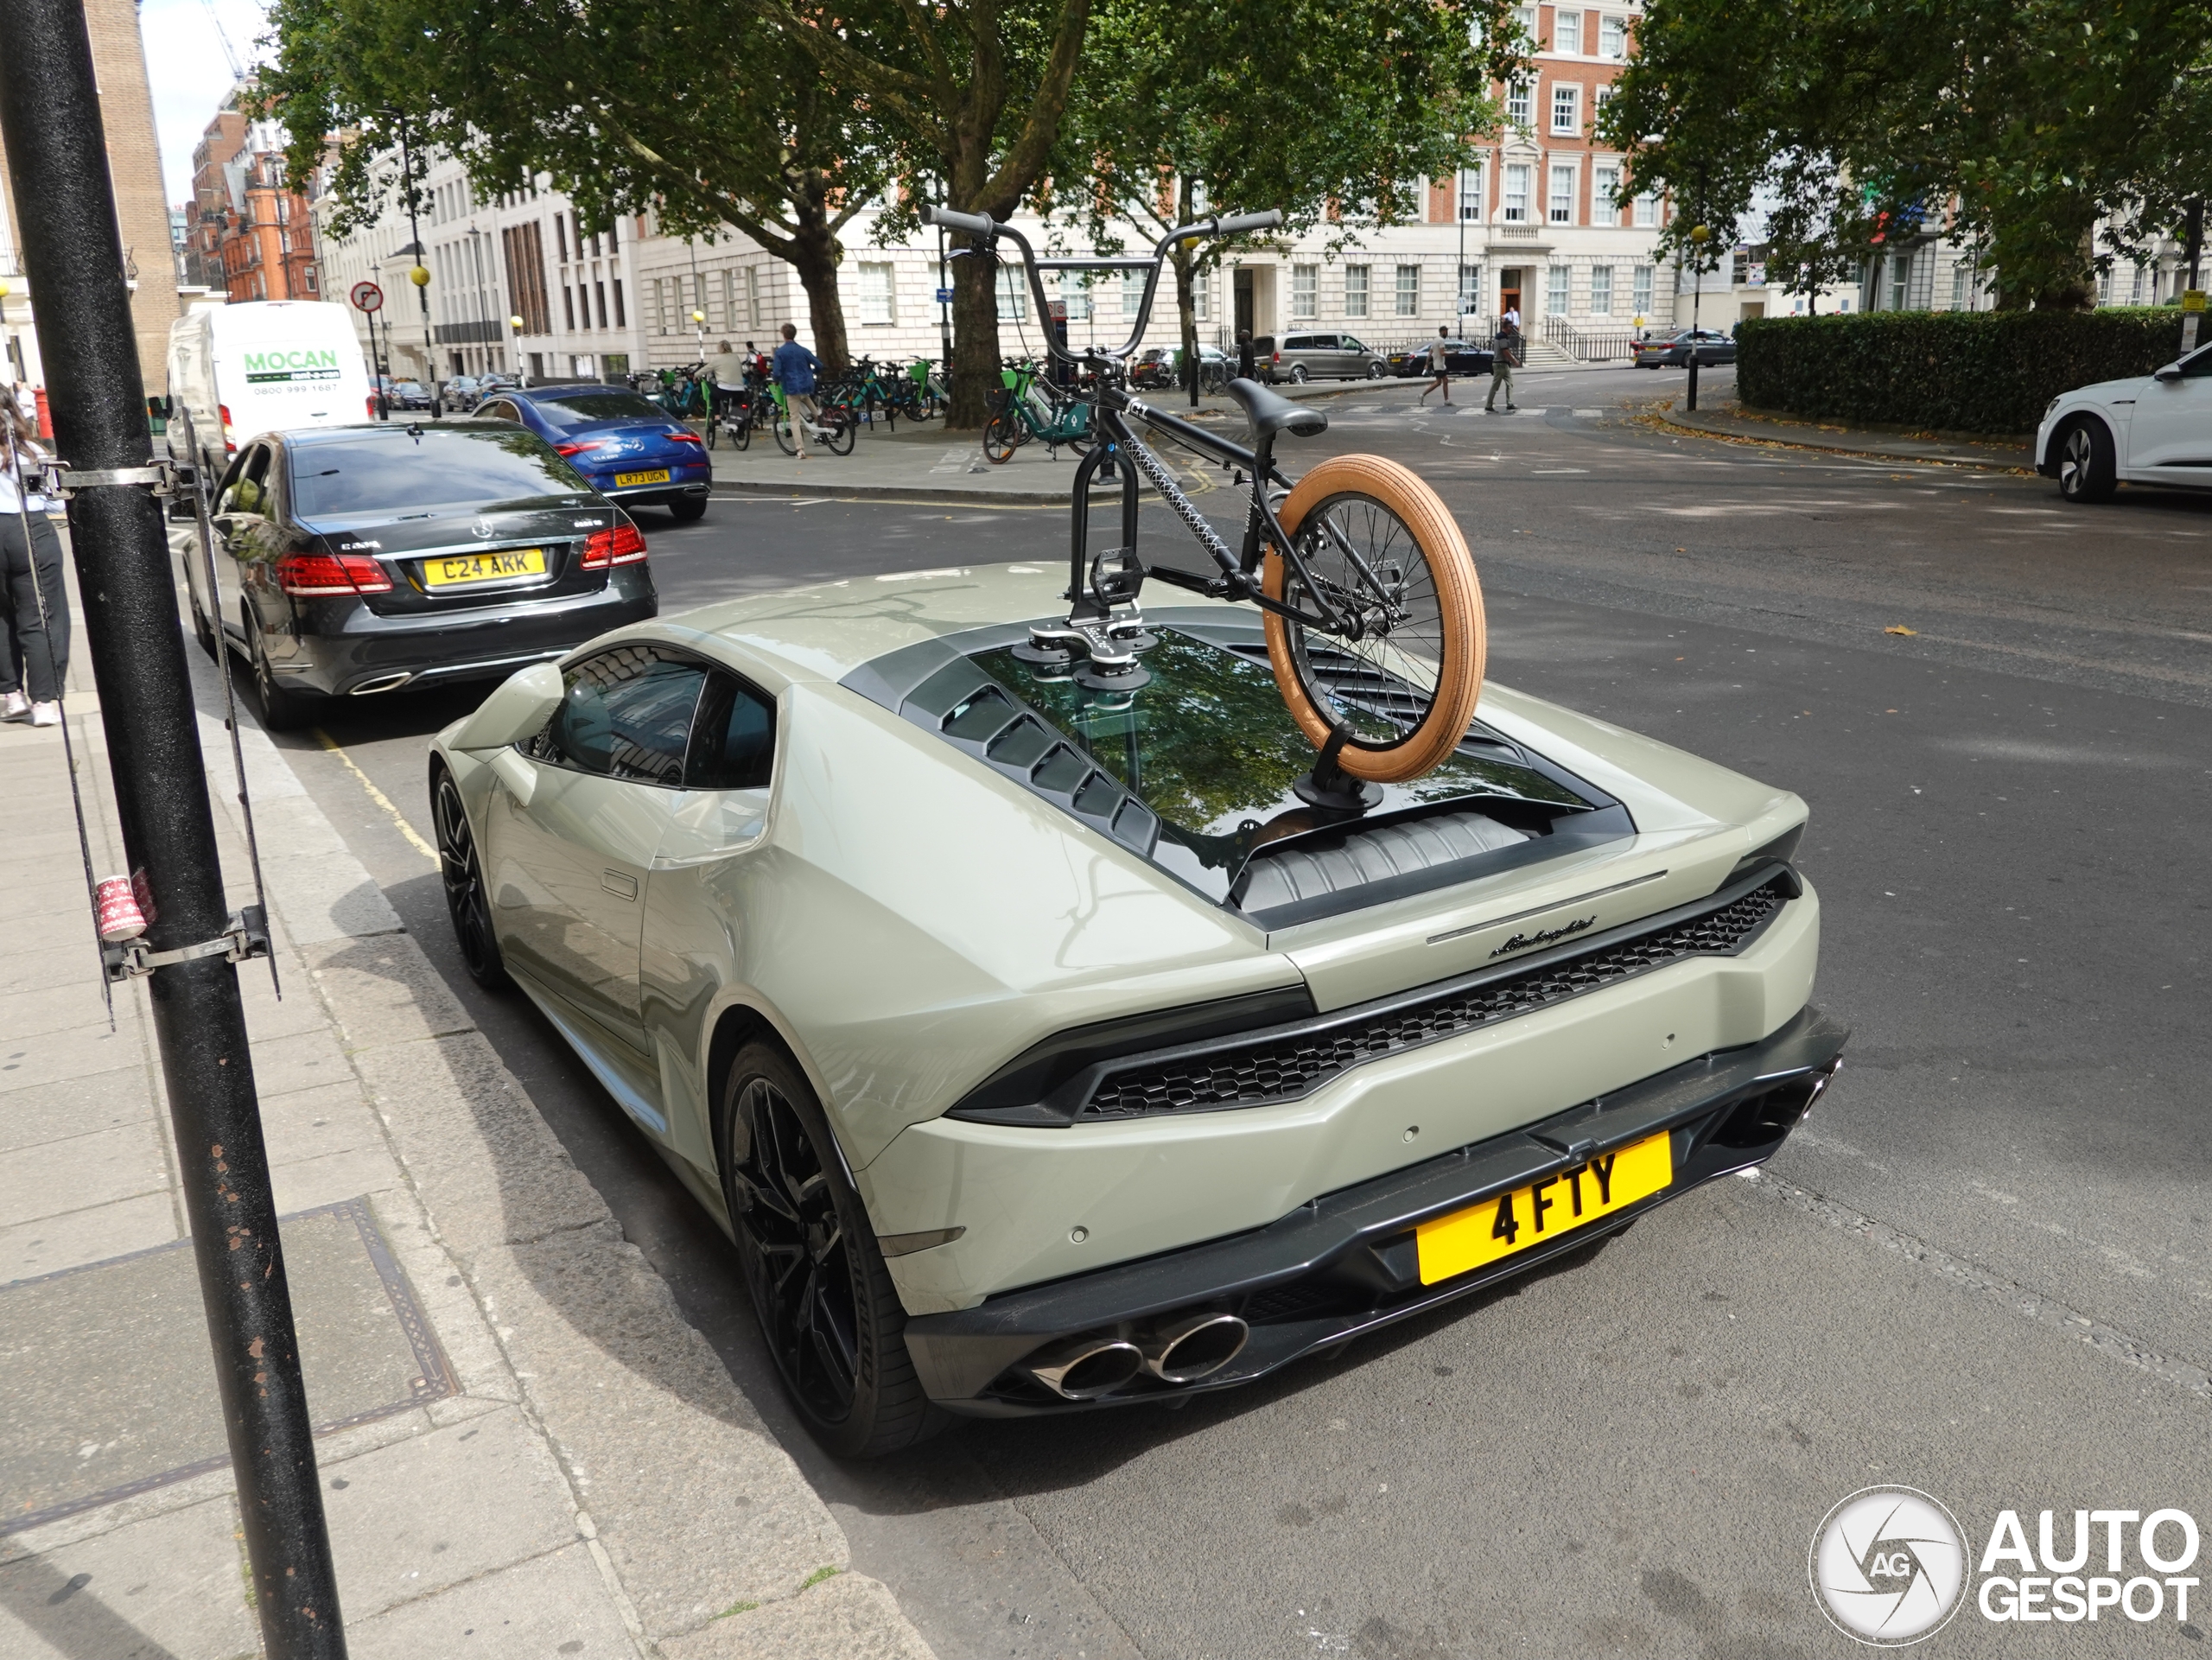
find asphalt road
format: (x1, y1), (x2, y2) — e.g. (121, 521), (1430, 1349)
(242, 361), (2212, 1658)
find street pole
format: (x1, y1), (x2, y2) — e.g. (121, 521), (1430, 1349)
(393, 112), (434, 410)
(0, 0), (347, 1653)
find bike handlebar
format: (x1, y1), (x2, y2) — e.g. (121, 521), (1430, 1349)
(921, 205), (996, 239)
(1209, 210), (1282, 236)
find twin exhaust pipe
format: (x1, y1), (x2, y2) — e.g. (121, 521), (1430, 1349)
(1021, 1311), (1250, 1401)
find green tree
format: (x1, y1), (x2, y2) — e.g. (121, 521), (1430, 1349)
(755, 0), (1094, 424)
(1599, 0), (2212, 308)
(1051, 0), (1522, 400)
(259, 0), (887, 367)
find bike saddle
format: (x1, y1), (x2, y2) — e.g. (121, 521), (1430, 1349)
(1225, 377), (1328, 440)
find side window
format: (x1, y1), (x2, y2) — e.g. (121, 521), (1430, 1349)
(478, 400), (514, 422)
(684, 672), (777, 790)
(2180, 347), (2212, 379)
(528, 646), (708, 786)
(219, 446), (272, 515)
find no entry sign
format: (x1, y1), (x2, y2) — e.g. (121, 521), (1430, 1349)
(350, 281), (385, 314)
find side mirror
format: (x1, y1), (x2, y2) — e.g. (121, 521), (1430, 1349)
(451, 660), (564, 751)
(2153, 363), (2183, 383)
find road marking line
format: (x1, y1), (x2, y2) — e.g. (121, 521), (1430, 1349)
(314, 728), (439, 864)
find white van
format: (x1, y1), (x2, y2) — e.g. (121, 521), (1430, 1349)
(164, 301), (374, 473)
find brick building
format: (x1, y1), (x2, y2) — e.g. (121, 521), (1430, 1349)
(0, 0), (181, 391)
(188, 87), (321, 305)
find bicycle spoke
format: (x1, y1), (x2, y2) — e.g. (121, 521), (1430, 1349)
(1287, 494), (1446, 743)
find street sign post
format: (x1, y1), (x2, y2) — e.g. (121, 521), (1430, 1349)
(349, 279), (383, 314)
(935, 286), (954, 305)
(352, 283), (390, 419)
(0, 0), (348, 1651)
(2183, 289), (2206, 354)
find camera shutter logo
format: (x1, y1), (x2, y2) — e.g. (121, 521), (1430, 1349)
(1810, 1487), (1967, 1645)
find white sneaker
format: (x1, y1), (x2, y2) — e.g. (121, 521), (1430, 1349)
(29, 701), (60, 727)
(1, 690), (27, 722)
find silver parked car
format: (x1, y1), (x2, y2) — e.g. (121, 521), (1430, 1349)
(1268, 332), (1389, 383)
(429, 564), (1842, 1458)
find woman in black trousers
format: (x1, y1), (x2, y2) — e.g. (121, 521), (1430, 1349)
(0, 401), (67, 728)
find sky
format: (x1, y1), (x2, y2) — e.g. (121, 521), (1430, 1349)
(139, 0), (274, 204)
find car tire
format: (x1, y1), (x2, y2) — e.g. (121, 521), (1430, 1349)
(669, 496), (708, 523)
(719, 1042), (946, 1460)
(188, 590), (218, 661)
(1289, 364), (1310, 384)
(1366, 361), (1384, 378)
(247, 616), (315, 732)
(2055, 417), (2117, 504)
(431, 763), (509, 989)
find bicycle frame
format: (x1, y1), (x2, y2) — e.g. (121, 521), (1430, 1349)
(922, 204), (1375, 665)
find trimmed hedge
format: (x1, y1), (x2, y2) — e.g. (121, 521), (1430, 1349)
(1734, 308), (2194, 436)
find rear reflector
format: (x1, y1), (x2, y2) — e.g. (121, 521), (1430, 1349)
(276, 551), (393, 595)
(580, 523), (647, 568)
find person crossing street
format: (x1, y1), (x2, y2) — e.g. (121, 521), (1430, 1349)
(1485, 321), (1521, 414)
(1419, 326), (1452, 404)
(0, 399), (65, 728)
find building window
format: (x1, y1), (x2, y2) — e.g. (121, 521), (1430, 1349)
(613, 278), (626, 328)
(1513, 4), (1537, 43)
(1555, 9), (1582, 51)
(1633, 193), (1659, 228)
(1192, 268), (1211, 321)
(1599, 14), (1628, 57)
(1291, 263), (1318, 320)
(1589, 265), (1614, 316)
(1459, 264), (1483, 315)
(1061, 277), (1092, 322)
(594, 280), (608, 328)
(1458, 165), (1483, 222)
(1548, 264), (1572, 315)
(1506, 80), (1534, 128)
(859, 261), (898, 325)
(1551, 85), (1580, 136)
(1504, 164), (1531, 223)
(563, 284), (575, 331)
(1633, 264), (1654, 315)
(1594, 163), (1621, 220)
(1732, 251), (1751, 286)
(1122, 269), (1145, 317)
(1549, 165), (1576, 224)
(653, 277), (669, 335)
(1888, 254), (1913, 312)
(1344, 264), (1370, 317)
(996, 265), (1028, 321)
(746, 266), (761, 328)
(1395, 264), (1421, 316)
(1950, 264), (1970, 310)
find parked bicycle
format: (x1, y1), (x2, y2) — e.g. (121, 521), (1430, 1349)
(769, 384), (857, 456)
(921, 203), (1484, 792)
(982, 360), (1091, 462)
(708, 380), (775, 450)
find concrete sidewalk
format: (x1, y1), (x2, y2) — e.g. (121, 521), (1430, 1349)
(1653, 392), (2036, 471)
(0, 553), (935, 1657)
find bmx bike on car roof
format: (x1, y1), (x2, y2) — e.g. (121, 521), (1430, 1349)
(923, 204), (1486, 805)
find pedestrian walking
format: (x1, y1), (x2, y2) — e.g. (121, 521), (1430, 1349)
(0, 402), (67, 727)
(1419, 326), (1452, 404)
(1484, 323), (1521, 414)
(1502, 302), (1521, 332)
(772, 321), (822, 460)
(1236, 328), (1255, 383)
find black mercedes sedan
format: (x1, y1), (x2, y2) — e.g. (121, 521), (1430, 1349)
(185, 423), (658, 729)
(1385, 338), (1497, 378)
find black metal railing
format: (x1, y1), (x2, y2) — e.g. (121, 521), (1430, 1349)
(1541, 317), (1640, 361)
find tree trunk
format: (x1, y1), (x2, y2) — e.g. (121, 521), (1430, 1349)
(948, 235), (1002, 429)
(1173, 248), (1200, 408)
(787, 202), (849, 372)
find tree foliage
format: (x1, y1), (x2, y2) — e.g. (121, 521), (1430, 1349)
(1051, 0), (1522, 395)
(259, 0), (889, 367)
(1599, 0), (2212, 308)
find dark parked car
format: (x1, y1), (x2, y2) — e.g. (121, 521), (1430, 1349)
(1633, 328), (1736, 367)
(1129, 345), (1232, 391)
(1384, 337), (1497, 378)
(474, 385), (712, 521)
(391, 379), (437, 410)
(186, 423), (658, 729)
(443, 375), (484, 410)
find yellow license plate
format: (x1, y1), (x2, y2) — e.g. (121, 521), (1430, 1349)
(423, 548), (546, 587)
(1415, 1130), (1673, 1284)
(613, 467), (671, 487)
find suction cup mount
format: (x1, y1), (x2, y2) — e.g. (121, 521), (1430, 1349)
(1293, 729), (1382, 815)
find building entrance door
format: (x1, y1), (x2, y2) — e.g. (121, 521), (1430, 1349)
(1500, 271), (1524, 327)
(1235, 269), (1254, 339)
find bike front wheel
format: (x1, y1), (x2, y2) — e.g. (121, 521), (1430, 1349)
(773, 413), (799, 456)
(824, 413), (857, 456)
(982, 413), (1020, 464)
(1260, 454), (1486, 785)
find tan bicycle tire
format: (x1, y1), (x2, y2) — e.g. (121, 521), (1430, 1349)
(1262, 454), (1486, 784)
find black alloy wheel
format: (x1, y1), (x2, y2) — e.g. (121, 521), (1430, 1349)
(2056, 417), (2118, 504)
(246, 615), (313, 732)
(720, 1043), (941, 1459)
(188, 590), (217, 660)
(433, 767), (509, 989)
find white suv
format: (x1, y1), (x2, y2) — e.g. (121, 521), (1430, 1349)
(2036, 341), (2212, 503)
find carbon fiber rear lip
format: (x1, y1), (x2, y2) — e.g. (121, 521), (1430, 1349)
(904, 1003), (1848, 1411)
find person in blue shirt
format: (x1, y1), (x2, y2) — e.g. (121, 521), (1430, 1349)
(772, 322), (823, 459)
